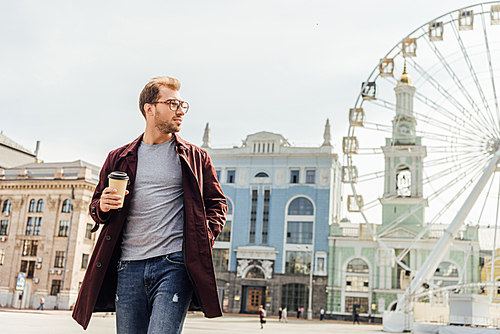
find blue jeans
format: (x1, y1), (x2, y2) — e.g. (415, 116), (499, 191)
(115, 252), (193, 334)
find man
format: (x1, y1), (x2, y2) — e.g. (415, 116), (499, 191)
(258, 305), (266, 329)
(72, 76), (227, 334)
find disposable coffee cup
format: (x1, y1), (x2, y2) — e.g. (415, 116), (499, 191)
(108, 172), (129, 209)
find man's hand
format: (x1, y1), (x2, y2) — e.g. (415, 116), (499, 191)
(99, 188), (129, 212)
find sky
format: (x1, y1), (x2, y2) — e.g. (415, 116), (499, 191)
(0, 0), (478, 167)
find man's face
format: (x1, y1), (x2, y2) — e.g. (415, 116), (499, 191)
(152, 86), (184, 134)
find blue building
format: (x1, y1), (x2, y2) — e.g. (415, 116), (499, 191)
(204, 121), (342, 316)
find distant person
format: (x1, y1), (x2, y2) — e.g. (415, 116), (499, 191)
(300, 307), (304, 319)
(297, 307), (300, 319)
(37, 296), (44, 311)
(278, 307), (282, 322)
(259, 305), (266, 329)
(353, 309), (360, 325)
(282, 307), (288, 322)
(71, 76), (227, 333)
(320, 308), (324, 321)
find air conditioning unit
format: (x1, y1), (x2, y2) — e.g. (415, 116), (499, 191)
(33, 278), (39, 284)
(35, 263), (42, 269)
(36, 257), (42, 263)
(56, 269), (62, 275)
(0, 237), (5, 242)
(3, 211), (9, 216)
(49, 269), (55, 274)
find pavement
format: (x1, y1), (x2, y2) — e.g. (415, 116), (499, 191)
(0, 308), (383, 333)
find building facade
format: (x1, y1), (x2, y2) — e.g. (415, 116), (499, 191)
(0, 133), (39, 169)
(205, 122), (342, 317)
(0, 160), (100, 310)
(327, 68), (480, 321)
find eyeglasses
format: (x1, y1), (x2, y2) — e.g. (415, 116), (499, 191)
(151, 99), (189, 113)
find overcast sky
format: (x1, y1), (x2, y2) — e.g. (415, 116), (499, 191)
(1, 0), (476, 167)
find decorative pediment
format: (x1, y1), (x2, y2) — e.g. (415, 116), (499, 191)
(235, 245), (278, 260)
(382, 227), (418, 239)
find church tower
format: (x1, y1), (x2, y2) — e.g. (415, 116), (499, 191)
(380, 61), (427, 232)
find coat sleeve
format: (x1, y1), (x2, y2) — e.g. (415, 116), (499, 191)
(201, 151), (227, 245)
(89, 153), (115, 231)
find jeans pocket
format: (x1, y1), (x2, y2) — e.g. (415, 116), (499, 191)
(117, 260), (129, 272)
(164, 252), (184, 265)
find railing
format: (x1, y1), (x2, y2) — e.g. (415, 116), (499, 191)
(342, 228), (359, 237)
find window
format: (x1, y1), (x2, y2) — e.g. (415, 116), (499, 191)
(216, 170), (221, 180)
(29, 199), (36, 212)
(33, 217), (42, 235)
(347, 259), (369, 273)
(227, 200), (233, 215)
(0, 220), (8, 235)
(246, 267), (265, 278)
(285, 251), (311, 275)
(249, 189), (258, 243)
(26, 217), (42, 235)
(0, 249), (4, 265)
(226, 170), (235, 183)
(2, 199), (11, 216)
(81, 254), (89, 269)
(290, 170), (300, 184)
(85, 223), (93, 239)
(433, 262), (459, 288)
(20, 260), (36, 279)
(62, 199), (72, 213)
(212, 249), (229, 271)
(346, 276), (369, 292)
(50, 280), (62, 296)
(22, 240), (38, 256)
(218, 221), (231, 242)
(288, 197), (314, 215)
(287, 222), (313, 244)
(281, 283), (309, 313)
(54, 251), (65, 268)
(261, 189), (270, 244)
(345, 296), (369, 314)
(306, 170), (316, 184)
(37, 199), (44, 212)
(58, 221), (69, 237)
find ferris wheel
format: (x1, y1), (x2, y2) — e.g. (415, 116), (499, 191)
(344, 1), (500, 310)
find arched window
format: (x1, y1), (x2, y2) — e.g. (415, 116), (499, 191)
(396, 165), (411, 197)
(288, 197), (314, 215)
(227, 200), (233, 215)
(347, 259), (369, 274)
(62, 199), (72, 213)
(29, 199), (36, 212)
(246, 266), (265, 279)
(2, 200), (11, 216)
(37, 199), (44, 212)
(433, 262), (459, 288)
(255, 172), (269, 178)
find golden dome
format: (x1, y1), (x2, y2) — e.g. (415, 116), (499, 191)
(398, 59), (413, 86)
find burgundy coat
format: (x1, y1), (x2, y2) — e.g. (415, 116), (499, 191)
(72, 133), (227, 330)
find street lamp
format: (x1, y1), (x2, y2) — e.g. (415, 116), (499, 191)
(61, 185), (74, 292)
(307, 219), (316, 320)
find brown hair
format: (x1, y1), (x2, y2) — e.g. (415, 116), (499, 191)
(139, 76), (181, 118)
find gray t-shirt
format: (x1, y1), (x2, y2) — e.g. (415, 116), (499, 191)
(120, 138), (184, 261)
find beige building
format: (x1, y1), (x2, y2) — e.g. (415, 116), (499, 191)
(0, 133), (39, 168)
(0, 160), (100, 310)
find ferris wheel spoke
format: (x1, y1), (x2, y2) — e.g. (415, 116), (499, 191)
(425, 146), (484, 154)
(427, 159), (489, 202)
(382, 75), (486, 137)
(419, 27), (495, 134)
(480, 5), (500, 129)
(356, 170), (385, 183)
(448, 14), (498, 134)
(424, 151), (487, 168)
(423, 153), (489, 184)
(370, 95), (489, 140)
(405, 56), (494, 136)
